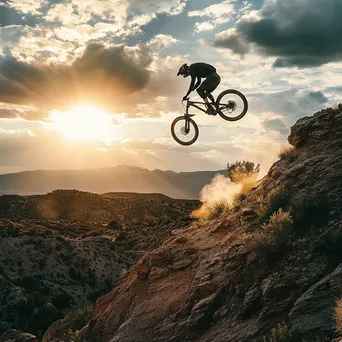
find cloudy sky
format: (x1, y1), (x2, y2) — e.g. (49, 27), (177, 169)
(0, 0), (341, 175)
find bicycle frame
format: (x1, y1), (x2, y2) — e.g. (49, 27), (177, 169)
(184, 100), (208, 116)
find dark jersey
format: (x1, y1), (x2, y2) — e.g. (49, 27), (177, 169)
(190, 62), (216, 78)
(184, 62), (217, 98)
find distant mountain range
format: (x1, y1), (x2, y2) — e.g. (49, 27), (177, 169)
(0, 165), (225, 199)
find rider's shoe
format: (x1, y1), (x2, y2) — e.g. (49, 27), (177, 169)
(206, 104), (217, 116)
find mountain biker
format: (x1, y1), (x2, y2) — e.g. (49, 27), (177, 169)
(177, 62), (221, 115)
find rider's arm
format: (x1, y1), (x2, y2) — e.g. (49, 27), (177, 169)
(184, 75), (196, 99)
(193, 77), (201, 90)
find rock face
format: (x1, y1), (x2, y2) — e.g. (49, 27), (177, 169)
(78, 106), (342, 342)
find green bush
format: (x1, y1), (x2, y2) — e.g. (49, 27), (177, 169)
(64, 305), (94, 331)
(290, 192), (330, 229)
(257, 186), (289, 223)
(244, 209), (293, 261)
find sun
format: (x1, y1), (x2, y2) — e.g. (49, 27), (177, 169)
(48, 105), (120, 142)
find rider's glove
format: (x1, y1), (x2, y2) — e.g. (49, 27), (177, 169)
(182, 96), (188, 101)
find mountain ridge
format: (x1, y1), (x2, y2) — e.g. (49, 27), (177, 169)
(0, 167), (226, 200)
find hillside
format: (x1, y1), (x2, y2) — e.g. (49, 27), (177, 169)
(0, 167), (225, 199)
(0, 191), (200, 339)
(68, 106), (342, 342)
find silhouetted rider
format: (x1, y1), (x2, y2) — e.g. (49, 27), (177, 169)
(177, 62), (221, 115)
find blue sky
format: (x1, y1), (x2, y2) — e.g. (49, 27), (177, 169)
(0, 0), (341, 175)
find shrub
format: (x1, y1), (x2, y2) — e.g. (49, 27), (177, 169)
(207, 199), (230, 220)
(116, 231), (127, 242)
(120, 268), (128, 278)
(227, 160), (260, 184)
(278, 145), (295, 161)
(263, 322), (290, 342)
(244, 209), (293, 261)
(63, 305), (94, 331)
(290, 192), (330, 229)
(335, 299), (342, 333)
(107, 220), (122, 230)
(257, 186), (289, 223)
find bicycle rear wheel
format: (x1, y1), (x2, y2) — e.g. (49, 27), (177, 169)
(215, 89), (248, 121)
(171, 116), (199, 146)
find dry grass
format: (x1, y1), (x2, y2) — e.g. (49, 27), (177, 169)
(263, 322), (290, 342)
(278, 145), (295, 160)
(335, 298), (342, 333)
(191, 198), (230, 221)
(257, 186), (289, 223)
(207, 199), (230, 220)
(244, 209), (293, 260)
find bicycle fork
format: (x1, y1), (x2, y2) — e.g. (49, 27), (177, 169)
(184, 102), (191, 134)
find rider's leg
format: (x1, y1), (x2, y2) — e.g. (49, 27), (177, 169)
(197, 82), (216, 115)
(207, 93), (215, 103)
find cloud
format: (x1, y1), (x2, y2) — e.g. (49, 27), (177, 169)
(188, 1), (235, 18)
(0, 43), (153, 117)
(261, 118), (288, 135)
(214, 30), (249, 54)
(4, 0), (46, 15)
(0, 103), (47, 120)
(248, 89), (329, 123)
(213, 0), (342, 67)
(147, 34), (178, 50)
(0, 4), (36, 26)
(194, 22), (215, 33)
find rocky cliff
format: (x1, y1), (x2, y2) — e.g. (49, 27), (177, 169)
(77, 106), (342, 342)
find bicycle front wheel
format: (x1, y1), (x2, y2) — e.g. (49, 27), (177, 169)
(171, 116), (199, 146)
(215, 89), (248, 121)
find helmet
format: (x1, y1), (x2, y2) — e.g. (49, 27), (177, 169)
(177, 63), (189, 77)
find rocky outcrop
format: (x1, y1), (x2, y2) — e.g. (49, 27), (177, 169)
(77, 106), (342, 342)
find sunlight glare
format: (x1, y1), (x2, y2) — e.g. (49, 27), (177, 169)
(48, 105), (121, 143)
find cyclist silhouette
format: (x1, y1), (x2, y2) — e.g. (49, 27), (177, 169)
(177, 62), (221, 115)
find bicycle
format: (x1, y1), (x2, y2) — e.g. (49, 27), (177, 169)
(171, 89), (248, 146)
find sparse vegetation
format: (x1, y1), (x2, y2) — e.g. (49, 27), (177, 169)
(290, 192), (330, 229)
(120, 268), (128, 278)
(63, 305), (94, 331)
(207, 199), (230, 220)
(263, 322), (290, 342)
(227, 160), (260, 184)
(278, 145), (295, 161)
(244, 209), (293, 260)
(257, 186), (289, 223)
